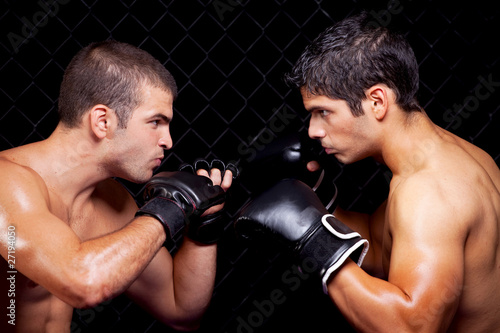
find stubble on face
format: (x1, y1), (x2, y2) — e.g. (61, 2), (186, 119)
(105, 87), (173, 183)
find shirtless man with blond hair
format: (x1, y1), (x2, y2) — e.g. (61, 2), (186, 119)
(0, 40), (233, 332)
(237, 12), (500, 332)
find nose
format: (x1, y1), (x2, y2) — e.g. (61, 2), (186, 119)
(308, 115), (325, 140)
(158, 131), (173, 150)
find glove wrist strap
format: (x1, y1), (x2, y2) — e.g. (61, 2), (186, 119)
(136, 197), (186, 240)
(299, 214), (369, 294)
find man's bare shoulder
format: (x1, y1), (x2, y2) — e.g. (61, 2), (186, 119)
(388, 167), (479, 235)
(0, 156), (48, 194)
(391, 169), (467, 207)
(0, 157), (53, 234)
(440, 128), (500, 184)
(392, 130), (497, 212)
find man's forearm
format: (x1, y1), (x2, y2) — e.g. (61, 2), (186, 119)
(65, 215), (166, 308)
(171, 238), (217, 327)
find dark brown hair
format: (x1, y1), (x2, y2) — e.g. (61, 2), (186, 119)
(58, 40), (177, 128)
(285, 12), (421, 116)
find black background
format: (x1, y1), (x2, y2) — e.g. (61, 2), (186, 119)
(1, 0), (499, 332)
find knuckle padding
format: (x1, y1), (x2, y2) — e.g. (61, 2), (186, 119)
(145, 172), (224, 212)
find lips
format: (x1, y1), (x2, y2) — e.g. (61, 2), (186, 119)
(154, 156), (164, 167)
(323, 146), (334, 154)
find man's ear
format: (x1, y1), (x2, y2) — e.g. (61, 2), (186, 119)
(89, 104), (115, 139)
(365, 85), (389, 121)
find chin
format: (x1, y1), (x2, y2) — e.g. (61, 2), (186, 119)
(334, 154), (361, 165)
(120, 170), (154, 184)
(332, 153), (347, 164)
(137, 172), (155, 183)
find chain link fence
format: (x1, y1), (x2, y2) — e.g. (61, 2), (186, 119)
(1, 0), (499, 332)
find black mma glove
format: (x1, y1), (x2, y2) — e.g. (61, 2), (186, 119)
(178, 159), (239, 244)
(136, 171), (226, 241)
(240, 132), (339, 212)
(235, 179), (368, 293)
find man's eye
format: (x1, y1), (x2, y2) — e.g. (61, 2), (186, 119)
(320, 110), (330, 117)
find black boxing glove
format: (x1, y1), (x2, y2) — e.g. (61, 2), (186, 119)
(178, 159), (239, 244)
(235, 179), (368, 293)
(240, 132), (339, 212)
(136, 171), (226, 241)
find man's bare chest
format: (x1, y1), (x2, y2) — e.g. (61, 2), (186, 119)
(48, 192), (123, 242)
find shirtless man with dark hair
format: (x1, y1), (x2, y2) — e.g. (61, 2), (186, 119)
(0, 40), (233, 332)
(292, 13), (500, 332)
(238, 12), (500, 332)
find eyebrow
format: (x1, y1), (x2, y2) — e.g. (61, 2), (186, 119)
(305, 104), (329, 113)
(150, 113), (172, 123)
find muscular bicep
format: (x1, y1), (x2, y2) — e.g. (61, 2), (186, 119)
(387, 182), (466, 330)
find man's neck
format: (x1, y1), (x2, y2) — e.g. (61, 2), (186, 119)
(378, 111), (443, 177)
(34, 124), (111, 208)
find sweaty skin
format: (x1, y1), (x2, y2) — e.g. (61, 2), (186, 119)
(303, 86), (500, 332)
(0, 86), (233, 333)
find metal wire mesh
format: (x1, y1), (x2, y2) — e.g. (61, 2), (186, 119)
(1, 1), (499, 332)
